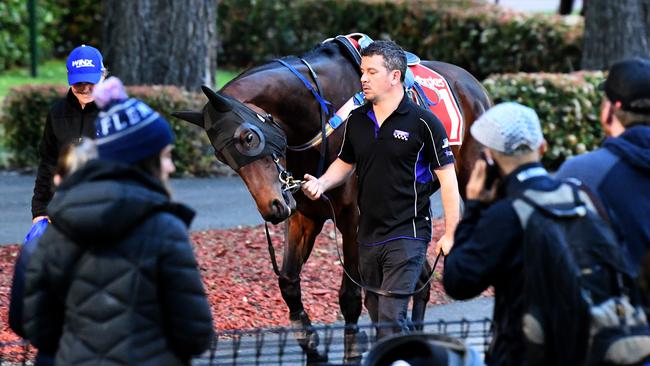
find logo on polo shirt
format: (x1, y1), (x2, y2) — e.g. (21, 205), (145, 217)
(442, 138), (449, 149)
(393, 129), (410, 141)
(71, 59), (96, 68)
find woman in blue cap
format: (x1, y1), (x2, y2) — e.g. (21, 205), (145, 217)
(22, 77), (214, 366)
(31, 45), (107, 224)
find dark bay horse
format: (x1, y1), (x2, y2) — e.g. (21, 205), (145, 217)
(174, 39), (491, 363)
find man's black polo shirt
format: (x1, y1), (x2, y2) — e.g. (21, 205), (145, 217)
(339, 93), (455, 245)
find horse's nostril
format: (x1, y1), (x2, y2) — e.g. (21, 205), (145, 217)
(271, 199), (286, 216)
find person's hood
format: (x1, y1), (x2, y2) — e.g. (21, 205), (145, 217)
(604, 126), (650, 172)
(48, 159), (194, 246)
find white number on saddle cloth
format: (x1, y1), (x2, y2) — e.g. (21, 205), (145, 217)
(410, 64), (464, 145)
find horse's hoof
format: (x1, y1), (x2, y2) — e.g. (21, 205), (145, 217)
(344, 329), (368, 363)
(302, 330), (320, 350)
(290, 311), (320, 350)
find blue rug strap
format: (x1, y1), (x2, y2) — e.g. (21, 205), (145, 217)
(275, 58), (332, 116)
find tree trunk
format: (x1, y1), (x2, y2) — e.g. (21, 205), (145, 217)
(558, 0), (575, 15)
(102, 0), (217, 90)
(582, 0), (650, 70)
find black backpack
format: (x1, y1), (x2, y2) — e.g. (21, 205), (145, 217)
(512, 182), (650, 366)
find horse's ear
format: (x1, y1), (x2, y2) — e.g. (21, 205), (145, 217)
(172, 111), (204, 129)
(201, 85), (232, 113)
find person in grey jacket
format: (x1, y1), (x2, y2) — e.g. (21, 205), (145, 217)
(23, 77), (214, 366)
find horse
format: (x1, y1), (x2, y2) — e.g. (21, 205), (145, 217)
(174, 38), (492, 363)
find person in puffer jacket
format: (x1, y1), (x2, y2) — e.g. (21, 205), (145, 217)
(22, 77), (214, 366)
(10, 139), (97, 366)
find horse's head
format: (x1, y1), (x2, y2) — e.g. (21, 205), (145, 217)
(173, 86), (296, 224)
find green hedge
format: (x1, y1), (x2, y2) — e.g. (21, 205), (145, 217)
(1, 0), (104, 69)
(0, 0), (63, 71)
(218, 0), (583, 79)
(48, 0), (102, 58)
(482, 71), (606, 169)
(2, 1), (583, 79)
(1, 72), (607, 174)
(0, 84), (223, 176)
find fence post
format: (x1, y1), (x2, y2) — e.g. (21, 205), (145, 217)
(28, 0), (38, 77)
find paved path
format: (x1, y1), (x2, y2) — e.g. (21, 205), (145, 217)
(0, 172), (264, 245)
(0, 173), (442, 245)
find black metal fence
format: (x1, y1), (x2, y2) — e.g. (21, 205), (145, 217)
(1, 319), (492, 365)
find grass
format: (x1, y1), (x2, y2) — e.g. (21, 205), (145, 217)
(0, 60), (68, 99)
(0, 59), (240, 99)
(216, 69), (240, 89)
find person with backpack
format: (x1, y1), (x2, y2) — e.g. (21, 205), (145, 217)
(443, 102), (632, 366)
(443, 102), (554, 365)
(556, 57), (650, 276)
(22, 77), (214, 365)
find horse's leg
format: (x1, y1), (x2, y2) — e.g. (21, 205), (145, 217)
(411, 260), (432, 330)
(335, 206), (367, 363)
(279, 211), (326, 362)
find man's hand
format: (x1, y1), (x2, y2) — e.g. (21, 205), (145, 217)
(301, 174), (324, 200)
(299, 159), (355, 201)
(466, 160), (498, 203)
(434, 232), (454, 256)
(32, 215), (50, 224)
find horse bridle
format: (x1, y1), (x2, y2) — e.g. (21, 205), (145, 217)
(272, 152), (304, 194)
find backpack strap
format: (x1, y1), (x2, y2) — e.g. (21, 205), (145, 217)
(518, 195), (587, 218)
(561, 177), (615, 225)
(512, 183), (592, 229)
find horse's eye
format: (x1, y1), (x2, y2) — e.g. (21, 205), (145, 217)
(233, 123), (265, 156)
(240, 129), (260, 149)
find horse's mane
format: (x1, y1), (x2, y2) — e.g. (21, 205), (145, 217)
(232, 41), (342, 81)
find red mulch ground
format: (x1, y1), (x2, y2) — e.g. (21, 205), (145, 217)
(0, 220), (463, 356)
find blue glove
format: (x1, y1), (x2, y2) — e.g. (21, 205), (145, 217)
(24, 218), (48, 244)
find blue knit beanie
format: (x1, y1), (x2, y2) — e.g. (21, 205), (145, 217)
(92, 77), (174, 164)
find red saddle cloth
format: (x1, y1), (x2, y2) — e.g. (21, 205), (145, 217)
(408, 64), (464, 145)
(338, 34), (464, 145)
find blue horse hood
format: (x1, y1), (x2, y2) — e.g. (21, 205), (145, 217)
(48, 159), (194, 246)
(603, 126), (650, 173)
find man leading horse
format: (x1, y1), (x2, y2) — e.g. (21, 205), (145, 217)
(173, 33), (490, 363)
(301, 40), (461, 339)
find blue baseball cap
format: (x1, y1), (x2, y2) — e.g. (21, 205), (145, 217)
(66, 45), (104, 86)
